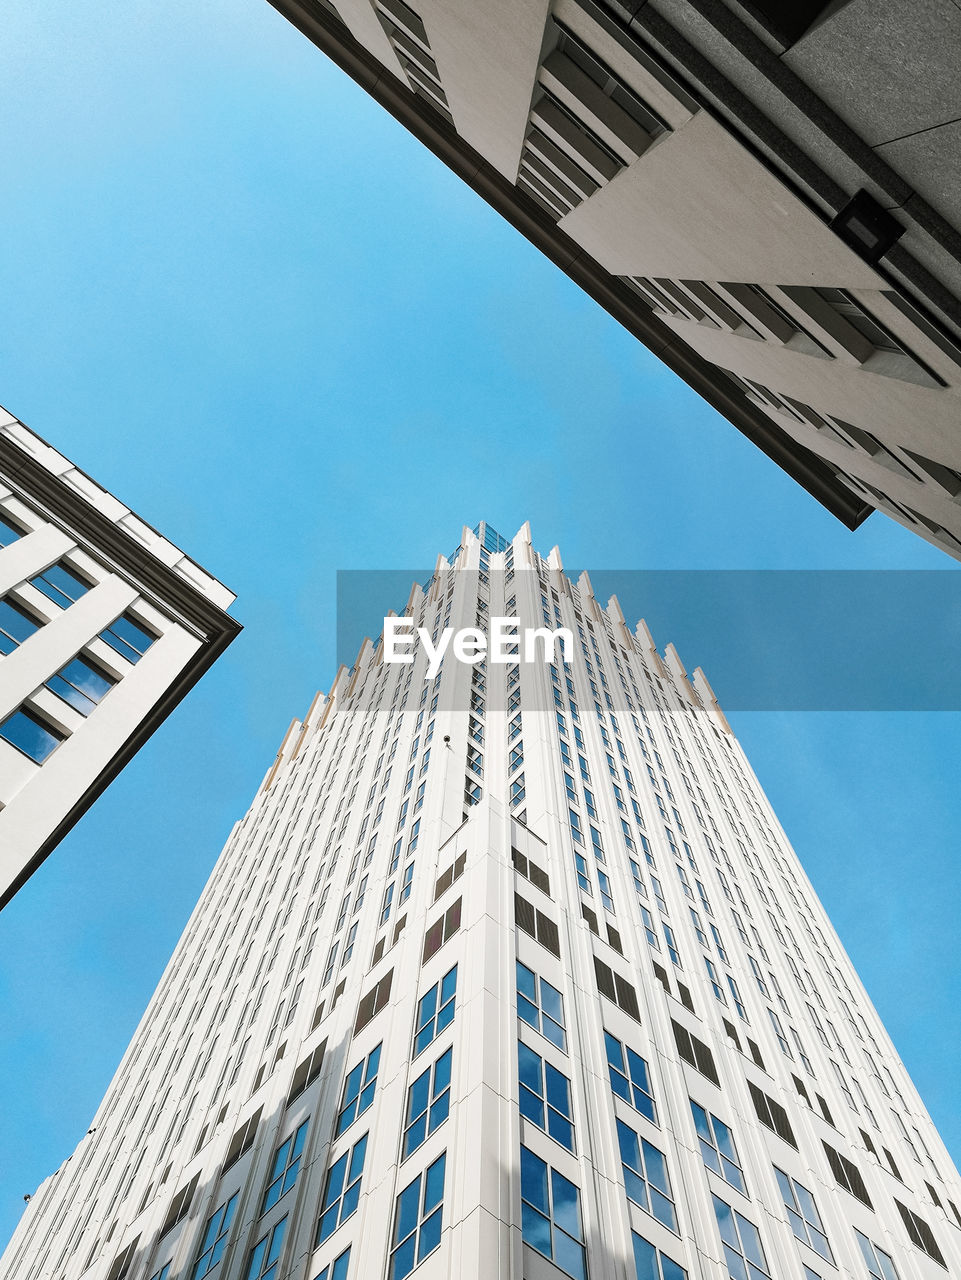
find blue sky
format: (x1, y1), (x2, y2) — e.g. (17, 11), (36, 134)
(0, 0), (958, 1245)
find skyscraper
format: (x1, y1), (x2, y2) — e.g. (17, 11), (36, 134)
(0, 405), (239, 907)
(5, 521), (957, 1280)
(268, 0), (961, 561)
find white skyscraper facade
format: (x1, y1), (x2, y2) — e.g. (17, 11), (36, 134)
(4, 520), (958, 1280)
(0, 405), (239, 907)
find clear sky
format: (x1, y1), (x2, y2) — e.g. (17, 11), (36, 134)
(0, 0), (958, 1247)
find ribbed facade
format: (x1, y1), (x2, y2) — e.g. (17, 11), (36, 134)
(4, 520), (958, 1280)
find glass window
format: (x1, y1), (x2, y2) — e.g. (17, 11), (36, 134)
(632, 1232), (688, 1280)
(855, 1231), (900, 1280)
(518, 1040), (574, 1151)
(516, 961), (566, 1051)
(775, 1168), (833, 1262)
(727, 976), (748, 1022)
(713, 1194), (771, 1280)
(46, 654), (115, 716)
(99, 611), (158, 663)
(0, 598), (42, 655)
(316, 1134), (368, 1244)
(403, 1047), (451, 1159)
(313, 1246), (351, 1280)
(0, 511), (25, 547)
(768, 1009), (792, 1056)
(689, 908), (708, 946)
(520, 1145), (586, 1280)
(0, 707), (65, 763)
(617, 1119), (677, 1231)
(30, 562), (91, 609)
(192, 1193), (239, 1280)
(414, 966), (456, 1056)
(813, 289), (901, 353)
(691, 1102), (746, 1194)
(244, 1216), (287, 1280)
(705, 957), (726, 1002)
(262, 1120), (309, 1213)
(336, 1044), (381, 1137)
(389, 1152), (446, 1280)
(605, 1031), (656, 1121)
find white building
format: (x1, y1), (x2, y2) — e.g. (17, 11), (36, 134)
(0, 405), (240, 907)
(269, 0), (961, 561)
(3, 520), (957, 1280)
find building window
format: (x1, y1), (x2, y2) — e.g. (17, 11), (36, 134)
(0, 511), (26, 546)
(422, 898), (461, 963)
(631, 1233), (687, 1280)
(516, 961), (566, 1050)
(775, 1168), (833, 1262)
(30, 561), (92, 608)
(0, 707), (66, 763)
(243, 1216), (286, 1280)
(520, 1145), (586, 1280)
(553, 22), (667, 143)
(191, 1194), (238, 1280)
(399, 863), (414, 904)
(518, 1040), (574, 1151)
(262, 1120), (308, 1212)
(100, 612), (158, 663)
(520, 15), (668, 218)
(223, 1108), (262, 1172)
(316, 1134), (368, 1244)
(822, 1142), (872, 1207)
(605, 1031), (656, 1122)
(713, 1194), (772, 1280)
(594, 956), (640, 1019)
(336, 1044), (381, 1137)
(159, 1173), (200, 1237)
(354, 969), (392, 1034)
(617, 1119), (677, 1231)
(389, 1152), (446, 1280)
(46, 654), (116, 716)
(894, 1200), (945, 1266)
(671, 1020), (719, 1085)
(727, 977), (748, 1021)
(287, 1039), (326, 1104)
(313, 1246), (351, 1280)
(806, 288), (942, 386)
(403, 1047), (452, 1159)
(705, 957), (726, 1002)
(768, 1008), (793, 1056)
(855, 1231), (900, 1280)
(0, 598), (41, 655)
(433, 852), (465, 900)
(372, 0), (453, 125)
(691, 1102), (745, 1194)
(748, 1082), (796, 1147)
(105, 1239), (141, 1280)
(414, 965), (456, 1056)
(515, 893), (560, 956)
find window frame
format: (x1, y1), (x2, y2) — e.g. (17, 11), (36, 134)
(617, 1117), (678, 1233)
(403, 1046), (452, 1160)
(389, 1151), (447, 1280)
(413, 965), (457, 1057)
(262, 1120), (309, 1214)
